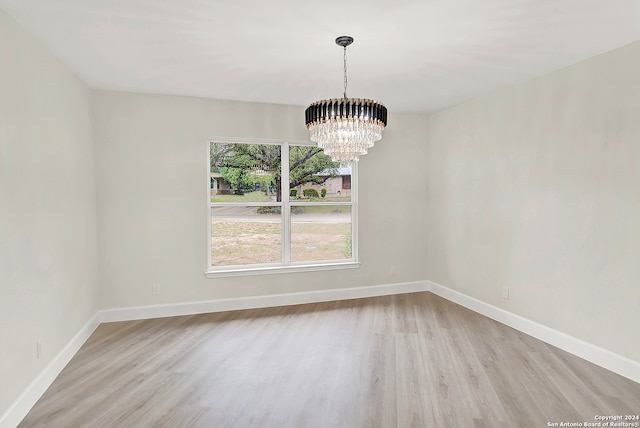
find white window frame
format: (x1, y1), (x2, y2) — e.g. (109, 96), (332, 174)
(205, 137), (360, 278)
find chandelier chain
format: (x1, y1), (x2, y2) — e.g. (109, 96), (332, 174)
(343, 45), (348, 99)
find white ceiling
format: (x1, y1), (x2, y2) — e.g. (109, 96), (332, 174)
(1, 0), (639, 114)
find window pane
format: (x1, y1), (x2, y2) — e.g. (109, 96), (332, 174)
(290, 206), (352, 262)
(211, 206), (281, 266)
(211, 142), (282, 203)
(288, 146), (349, 203)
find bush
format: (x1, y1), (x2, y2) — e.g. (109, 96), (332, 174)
(303, 188), (319, 198)
(290, 189), (297, 197)
(344, 231), (352, 258)
(256, 206), (281, 214)
(320, 188), (327, 198)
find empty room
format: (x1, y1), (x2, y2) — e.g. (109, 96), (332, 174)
(1, 1), (639, 427)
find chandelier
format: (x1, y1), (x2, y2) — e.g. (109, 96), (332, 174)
(305, 36), (387, 167)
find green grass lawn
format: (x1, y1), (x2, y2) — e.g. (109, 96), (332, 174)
(211, 191), (275, 203)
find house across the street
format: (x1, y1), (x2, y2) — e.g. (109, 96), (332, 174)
(210, 172), (232, 195)
(297, 167), (351, 197)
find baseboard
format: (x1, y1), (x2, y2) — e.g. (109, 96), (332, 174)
(99, 280), (430, 323)
(427, 280), (640, 384)
(0, 314), (101, 428)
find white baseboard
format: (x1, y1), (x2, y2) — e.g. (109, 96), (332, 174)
(427, 280), (640, 384)
(99, 281), (430, 323)
(0, 314), (101, 428)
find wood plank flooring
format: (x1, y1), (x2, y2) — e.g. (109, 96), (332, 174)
(18, 292), (640, 427)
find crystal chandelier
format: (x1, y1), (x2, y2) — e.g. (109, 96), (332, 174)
(305, 36), (387, 167)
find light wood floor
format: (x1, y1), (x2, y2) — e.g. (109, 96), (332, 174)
(19, 292), (640, 427)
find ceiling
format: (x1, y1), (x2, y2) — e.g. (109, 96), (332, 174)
(1, 0), (639, 115)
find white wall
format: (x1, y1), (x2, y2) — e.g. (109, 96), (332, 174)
(93, 90), (429, 309)
(427, 41), (640, 362)
(0, 9), (99, 417)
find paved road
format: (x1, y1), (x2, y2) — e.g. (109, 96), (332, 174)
(211, 207), (350, 223)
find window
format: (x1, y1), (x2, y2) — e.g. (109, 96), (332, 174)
(206, 138), (358, 277)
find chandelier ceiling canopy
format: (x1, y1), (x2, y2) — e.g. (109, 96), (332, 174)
(305, 36), (387, 167)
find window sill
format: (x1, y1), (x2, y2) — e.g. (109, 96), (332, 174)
(205, 261), (360, 278)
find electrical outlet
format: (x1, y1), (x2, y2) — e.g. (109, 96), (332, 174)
(36, 340), (42, 359)
(152, 283), (160, 295)
(502, 287), (509, 300)
(390, 266), (396, 275)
